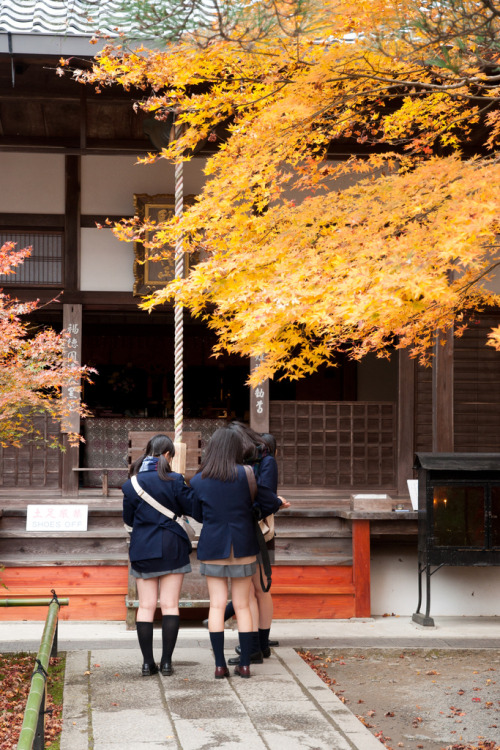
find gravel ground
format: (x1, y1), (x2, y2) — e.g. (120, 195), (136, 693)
(300, 648), (500, 750)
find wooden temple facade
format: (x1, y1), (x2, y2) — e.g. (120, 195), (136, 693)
(1, 9), (500, 621)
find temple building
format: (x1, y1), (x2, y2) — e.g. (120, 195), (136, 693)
(1, 1), (499, 622)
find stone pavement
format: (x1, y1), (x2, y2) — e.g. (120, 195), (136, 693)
(1, 616), (499, 749)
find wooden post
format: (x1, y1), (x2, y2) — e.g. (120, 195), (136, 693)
(432, 327), (454, 452)
(61, 304), (82, 496)
(64, 155), (80, 292)
(172, 442), (187, 474)
(352, 519), (371, 617)
(249, 356), (269, 433)
(397, 349), (415, 495)
(61, 155), (81, 497)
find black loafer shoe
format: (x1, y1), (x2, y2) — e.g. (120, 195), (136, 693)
(142, 662), (159, 677)
(235, 645), (271, 659)
(268, 639), (279, 647)
(228, 651), (263, 665)
(160, 661), (173, 676)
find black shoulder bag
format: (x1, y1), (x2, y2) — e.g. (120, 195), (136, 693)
(243, 464), (272, 592)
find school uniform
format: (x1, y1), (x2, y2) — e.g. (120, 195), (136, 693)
(122, 463), (195, 578)
(255, 454), (278, 493)
(253, 454), (279, 559)
(190, 464), (282, 575)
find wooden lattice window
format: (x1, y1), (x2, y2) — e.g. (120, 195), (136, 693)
(0, 231), (63, 286)
(270, 401), (397, 488)
(0, 417), (62, 488)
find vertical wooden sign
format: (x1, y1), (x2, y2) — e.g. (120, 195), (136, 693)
(61, 304), (82, 435)
(249, 356), (269, 433)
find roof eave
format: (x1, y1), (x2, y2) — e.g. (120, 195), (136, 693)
(0, 31), (106, 56)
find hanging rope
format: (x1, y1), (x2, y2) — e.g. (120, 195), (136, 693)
(174, 117), (184, 443)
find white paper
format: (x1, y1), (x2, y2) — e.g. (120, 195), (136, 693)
(407, 480), (418, 510)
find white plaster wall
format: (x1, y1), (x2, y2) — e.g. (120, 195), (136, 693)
(370, 544), (500, 616)
(81, 155), (206, 215)
(80, 228), (134, 291)
(0, 153), (65, 212)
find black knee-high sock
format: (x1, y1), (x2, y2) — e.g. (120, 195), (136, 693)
(258, 627), (270, 651)
(238, 631), (253, 668)
(209, 631), (226, 668)
(224, 601), (235, 621)
(252, 632), (261, 653)
(161, 615), (179, 665)
(136, 621), (155, 665)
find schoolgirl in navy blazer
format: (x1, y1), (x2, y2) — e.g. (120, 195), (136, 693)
(190, 464), (282, 561)
(123, 467), (194, 567)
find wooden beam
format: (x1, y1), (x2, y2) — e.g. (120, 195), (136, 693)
(0, 213), (64, 228)
(80, 215), (133, 228)
(0, 143), (153, 155)
(397, 349), (416, 494)
(432, 327), (454, 452)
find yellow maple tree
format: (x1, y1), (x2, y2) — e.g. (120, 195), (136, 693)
(72, 0), (500, 383)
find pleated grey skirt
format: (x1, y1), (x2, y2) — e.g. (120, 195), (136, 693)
(131, 562), (192, 579)
(200, 562), (257, 578)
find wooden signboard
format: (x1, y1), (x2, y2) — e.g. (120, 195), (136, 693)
(249, 356), (269, 433)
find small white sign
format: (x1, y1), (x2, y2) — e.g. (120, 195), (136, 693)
(407, 480), (419, 510)
(26, 505), (88, 531)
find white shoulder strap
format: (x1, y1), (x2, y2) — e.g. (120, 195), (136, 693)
(131, 475), (178, 521)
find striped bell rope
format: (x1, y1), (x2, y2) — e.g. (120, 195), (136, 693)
(174, 120), (184, 444)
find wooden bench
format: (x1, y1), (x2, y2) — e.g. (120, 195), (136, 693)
(128, 431), (201, 480)
(73, 467), (128, 496)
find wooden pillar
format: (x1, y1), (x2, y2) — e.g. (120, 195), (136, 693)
(61, 303), (82, 496)
(249, 356), (269, 433)
(64, 155), (80, 292)
(61, 154), (81, 496)
(352, 519), (371, 617)
(397, 349), (415, 495)
(432, 327), (454, 452)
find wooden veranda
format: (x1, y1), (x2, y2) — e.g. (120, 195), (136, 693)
(0, 484), (417, 623)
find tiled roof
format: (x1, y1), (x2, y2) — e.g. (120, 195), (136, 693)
(0, 0), (130, 36)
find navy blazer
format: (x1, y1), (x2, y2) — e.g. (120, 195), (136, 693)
(122, 470), (194, 563)
(190, 464), (282, 561)
(254, 455), (278, 494)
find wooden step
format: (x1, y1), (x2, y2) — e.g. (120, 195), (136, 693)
(0, 529), (129, 538)
(1, 554), (129, 567)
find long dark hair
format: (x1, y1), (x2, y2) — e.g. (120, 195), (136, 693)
(129, 434), (175, 481)
(260, 432), (277, 457)
(198, 427), (243, 481)
(227, 420), (264, 464)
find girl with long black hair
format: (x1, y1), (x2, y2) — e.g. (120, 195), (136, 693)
(226, 422), (281, 664)
(190, 427), (289, 679)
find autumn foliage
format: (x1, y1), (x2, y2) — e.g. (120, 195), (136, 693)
(0, 242), (93, 446)
(0, 653), (63, 750)
(72, 0), (500, 383)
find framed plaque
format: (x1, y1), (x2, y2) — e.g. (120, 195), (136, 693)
(133, 193), (194, 296)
